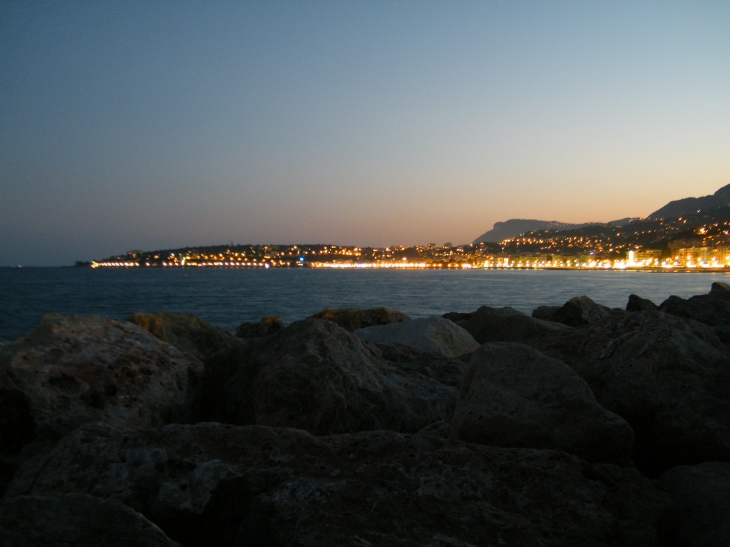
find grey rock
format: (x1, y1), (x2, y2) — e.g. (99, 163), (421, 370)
(626, 294), (659, 312)
(459, 306), (569, 344)
(308, 307), (410, 332)
(531, 305), (562, 321)
(528, 310), (730, 476)
(549, 296), (613, 327)
(128, 312), (245, 362)
(200, 319), (459, 434)
(355, 316), (479, 358)
(452, 343), (634, 465)
(659, 282), (730, 330)
(0, 315), (202, 472)
(10, 422), (671, 547)
(655, 462), (730, 547)
(0, 314), (202, 438)
(235, 316), (283, 338)
(373, 342), (469, 387)
(441, 311), (472, 323)
(0, 492), (180, 547)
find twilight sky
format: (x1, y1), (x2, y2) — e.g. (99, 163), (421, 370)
(1, 2), (729, 266)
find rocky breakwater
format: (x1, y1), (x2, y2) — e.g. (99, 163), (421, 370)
(1, 292), (729, 545)
(0, 314), (203, 496)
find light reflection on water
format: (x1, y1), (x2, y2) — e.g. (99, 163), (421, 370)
(1, 267), (727, 341)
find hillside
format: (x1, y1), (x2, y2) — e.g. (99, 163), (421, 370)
(649, 183), (730, 219)
(473, 219), (599, 244)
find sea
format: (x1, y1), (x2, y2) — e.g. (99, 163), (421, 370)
(1, 267), (727, 342)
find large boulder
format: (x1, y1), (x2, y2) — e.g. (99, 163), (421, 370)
(655, 462), (730, 547)
(452, 343), (634, 465)
(308, 307), (410, 332)
(535, 296), (615, 327)
(0, 315), (202, 491)
(9, 422), (671, 547)
(528, 310), (730, 476)
(531, 305), (562, 321)
(235, 316), (283, 339)
(626, 294), (659, 312)
(354, 316), (479, 357)
(456, 306), (568, 344)
(0, 493), (180, 547)
(128, 312), (245, 362)
(200, 319), (458, 434)
(659, 283), (730, 345)
(659, 282), (730, 326)
(374, 342), (469, 387)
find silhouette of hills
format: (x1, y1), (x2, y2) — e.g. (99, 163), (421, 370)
(648, 183), (730, 219)
(473, 220), (600, 244)
(473, 183), (730, 244)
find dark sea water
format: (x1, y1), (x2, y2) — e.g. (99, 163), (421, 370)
(1, 267), (727, 341)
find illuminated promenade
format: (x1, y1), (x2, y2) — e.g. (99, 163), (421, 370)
(91, 258), (730, 271)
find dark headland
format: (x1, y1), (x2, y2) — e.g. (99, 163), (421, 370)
(2, 284), (730, 545)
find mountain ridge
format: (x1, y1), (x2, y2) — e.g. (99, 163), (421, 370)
(473, 218), (631, 244)
(648, 183), (730, 219)
(473, 183), (730, 244)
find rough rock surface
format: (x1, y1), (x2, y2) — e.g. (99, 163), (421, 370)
(531, 305), (562, 321)
(373, 343), (469, 387)
(355, 316), (479, 357)
(235, 316), (283, 338)
(128, 312), (245, 362)
(457, 306), (568, 344)
(0, 492), (180, 546)
(9, 422), (672, 547)
(442, 311), (472, 323)
(540, 296), (614, 327)
(308, 307), (411, 332)
(0, 314), (202, 437)
(0, 315), (202, 461)
(626, 294), (659, 312)
(659, 282), (730, 325)
(452, 343), (634, 465)
(659, 282), (730, 344)
(200, 319), (458, 434)
(655, 462), (730, 547)
(528, 310), (730, 476)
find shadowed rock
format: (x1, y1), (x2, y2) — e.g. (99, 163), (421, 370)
(457, 306), (568, 344)
(235, 316), (283, 338)
(0, 314), (203, 493)
(128, 312), (245, 362)
(626, 294), (659, 312)
(308, 307), (410, 332)
(354, 316), (479, 357)
(441, 311), (472, 323)
(528, 310), (730, 476)
(373, 343), (469, 387)
(200, 319), (459, 434)
(659, 283), (730, 344)
(543, 296), (614, 327)
(656, 462), (730, 547)
(532, 305), (562, 321)
(452, 343), (634, 465)
(0, 493), (180, 547)
(9, 422), (671, 547)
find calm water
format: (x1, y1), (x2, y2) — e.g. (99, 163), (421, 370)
(1, 267), (727, 341)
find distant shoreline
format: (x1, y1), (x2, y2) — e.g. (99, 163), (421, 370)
(3, 265), (728, 274)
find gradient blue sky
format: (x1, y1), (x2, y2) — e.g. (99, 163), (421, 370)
(1, 1), (729, 265)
